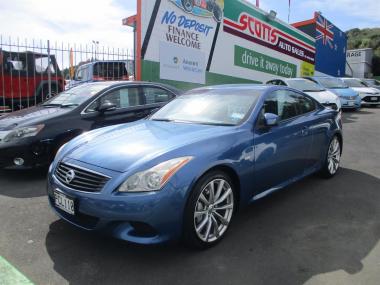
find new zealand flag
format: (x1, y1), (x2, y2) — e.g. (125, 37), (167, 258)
(293, 13), (347, 77)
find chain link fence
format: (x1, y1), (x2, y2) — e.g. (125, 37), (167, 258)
(0, 36), (134, 114)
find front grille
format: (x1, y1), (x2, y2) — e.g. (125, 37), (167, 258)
(344, 96), (357, 100)
(363, 96), (380, 103)
(55, 162), (110, 192)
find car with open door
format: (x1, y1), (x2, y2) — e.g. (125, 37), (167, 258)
(0, 81), (181, 169)
(47, 84), (343, 248)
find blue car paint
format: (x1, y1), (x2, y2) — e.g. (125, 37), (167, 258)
(307, 77), (361, 109)
(47, 85), (342, 244)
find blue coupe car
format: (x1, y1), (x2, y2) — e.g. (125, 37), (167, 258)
(47, 85), (343, 248)
(304, 76), (361, 110)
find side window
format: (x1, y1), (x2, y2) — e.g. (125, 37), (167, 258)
(142, 87), (174, 104)
(296, 93), (316, 114)
(76, 68), (84, 81)
(262, 90), (300, 121)
(100, 87), (142, 109)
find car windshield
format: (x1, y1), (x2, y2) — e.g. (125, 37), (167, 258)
(343, 79), (368, 88)
(318, 78), (348, 89)
(287, 79), (325, 92)
(150, 89), (262, 126)
(42, 83), (108, 107)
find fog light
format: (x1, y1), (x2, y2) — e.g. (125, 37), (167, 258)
(14, 158), (25, 166)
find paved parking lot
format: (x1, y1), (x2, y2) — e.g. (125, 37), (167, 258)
(1, 108), (379, 285)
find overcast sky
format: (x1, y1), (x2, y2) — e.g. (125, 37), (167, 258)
(0, 0), (379, 53)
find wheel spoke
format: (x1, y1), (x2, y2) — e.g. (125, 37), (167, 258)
(204, 217), (212, 241)
(199, 193), (209, 206)
(211, 215), (220, 238)
(209, 182), (215, 204)
(214, 203), (233, 211)
(214, 188), (232, 205)
(196, 215), (209, 232)
(213, 211), (229, 226)
(195, 210), (208, 218)
(214, 180), (224, 202)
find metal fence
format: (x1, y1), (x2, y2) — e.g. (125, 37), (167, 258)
(0, 36), (134, 113)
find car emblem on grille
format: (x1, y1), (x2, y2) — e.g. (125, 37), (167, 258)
(65, 169), (76, 183)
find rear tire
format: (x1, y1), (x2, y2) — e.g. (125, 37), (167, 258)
(183, 171), (235, 249)
(320, 136), (341, 178)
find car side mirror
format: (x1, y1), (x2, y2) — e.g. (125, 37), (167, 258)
(97, 101), (117, 113)
(264, 113), (279, 126)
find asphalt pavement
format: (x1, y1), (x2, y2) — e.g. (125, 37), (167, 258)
(0, 108), (379, 285)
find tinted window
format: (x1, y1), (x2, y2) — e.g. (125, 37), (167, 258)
(93, 62), (128, 79)
(318, 77), (347, 89)
(263, 90), (314, 121)
(296, 93), (316, 114)
(100, 87), (142, 109)
(142, 87), (173, 104)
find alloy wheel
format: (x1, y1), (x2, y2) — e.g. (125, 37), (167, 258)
(193, 178), (234, 243)
(327, 137), (341, 175)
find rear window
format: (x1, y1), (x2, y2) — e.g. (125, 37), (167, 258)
(93, 62), (128, 80)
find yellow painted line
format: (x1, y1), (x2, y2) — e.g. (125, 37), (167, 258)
(0, 256), (34, 285)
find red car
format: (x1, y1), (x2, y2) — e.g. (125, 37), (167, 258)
(0, 50), (65, 109)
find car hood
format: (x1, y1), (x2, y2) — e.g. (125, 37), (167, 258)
(64, 120), (234, 172)
(304, 90), (338, 103)
(328, 88), (358, 97)
(349, 87), (379, 94)
(0, 106), (72, 131)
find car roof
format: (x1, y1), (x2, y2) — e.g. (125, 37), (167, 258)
(191, 84), (269, 92)
(76, 81), (183, 95)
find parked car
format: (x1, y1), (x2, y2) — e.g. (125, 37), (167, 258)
(0, 50), (65, 107)
(267, 78), (342, 111)
(47, 84), (343, 248)
(304, 76), (361, 110)
(341, 78), (380, 106)
(362, 78), (380, 91)
(0, 81), (181, 169)
(180, 0), (223, 22)
(66, 60), (131, 90)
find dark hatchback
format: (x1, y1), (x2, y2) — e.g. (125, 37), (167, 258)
(0, 81), (181, 169)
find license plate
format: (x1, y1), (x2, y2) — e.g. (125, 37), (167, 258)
(54, 190), (75, 215)
(371, 97), (378, 101)
(348, 101), (354, 106)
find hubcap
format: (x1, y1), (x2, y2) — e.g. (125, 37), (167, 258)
(327, 137), (341, 175)
(194, 178), (234, 243)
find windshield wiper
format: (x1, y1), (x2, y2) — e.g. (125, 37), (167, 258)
(42, 103), (62, 107)
(150, 118), (174, 122)
(60, 103), (79, 108)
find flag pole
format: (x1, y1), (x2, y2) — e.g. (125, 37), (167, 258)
(288, 0), (291, 23)
(256, 0), (259, 7)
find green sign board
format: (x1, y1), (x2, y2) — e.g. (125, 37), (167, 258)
(234, 45), (297, 78)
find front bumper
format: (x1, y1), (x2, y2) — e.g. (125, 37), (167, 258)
(47, 159), (188, 244)
(361, 95), (380, 105)
(0, 139), (54, 169)
(339, 97), (361, 109)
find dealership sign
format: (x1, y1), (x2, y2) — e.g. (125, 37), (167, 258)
(139, 0), (315, 87)
(223, 11), (315, 64)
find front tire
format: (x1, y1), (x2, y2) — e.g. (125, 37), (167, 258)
(183, 171), (235, 249)
(320, 136), (341, 178)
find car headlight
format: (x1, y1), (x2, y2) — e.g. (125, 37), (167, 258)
(3, 124), (44, 143)
(118, 156), (193, 192)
